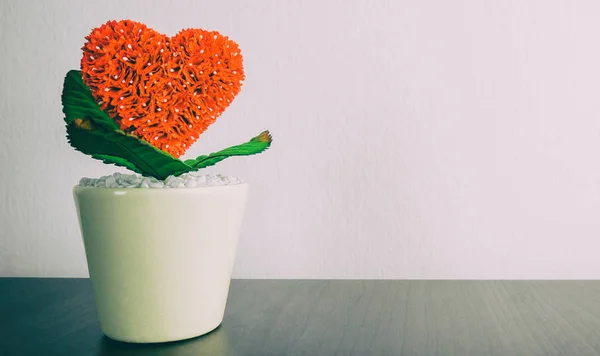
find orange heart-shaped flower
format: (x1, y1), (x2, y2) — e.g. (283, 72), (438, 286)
(81, 20), (245, 157)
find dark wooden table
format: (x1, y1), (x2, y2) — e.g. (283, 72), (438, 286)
(1, 279), (600, 355)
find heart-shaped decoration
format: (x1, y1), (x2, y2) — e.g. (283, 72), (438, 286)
(80, 20), (245, 157)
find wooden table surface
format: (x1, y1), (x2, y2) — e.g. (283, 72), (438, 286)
(1, 279), (600, 355)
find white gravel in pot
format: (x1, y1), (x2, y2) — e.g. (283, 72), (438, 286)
(78, 172), (243, 189)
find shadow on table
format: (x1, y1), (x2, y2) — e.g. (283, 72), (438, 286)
(97, 325), (232, 356)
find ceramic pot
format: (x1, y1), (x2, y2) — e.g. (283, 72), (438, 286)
(73, 183), (248, 343)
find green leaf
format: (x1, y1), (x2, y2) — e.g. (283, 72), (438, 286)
(184, 130), (272, 169)
(90, 154), (145, 175)
(62, 69), (273, 179)
(66, 123), (192, 180)
(62, 70), (120, 130)
(62, 70), (195, 180)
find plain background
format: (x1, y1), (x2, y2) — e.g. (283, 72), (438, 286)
(1, 0), (600, 278)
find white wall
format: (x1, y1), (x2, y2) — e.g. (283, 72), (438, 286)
(2, 0), (600, 279)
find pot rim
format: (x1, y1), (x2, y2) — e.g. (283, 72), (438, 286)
(73, 182), (249, 195)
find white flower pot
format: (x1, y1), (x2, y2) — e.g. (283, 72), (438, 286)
(73, 183), (248, 343)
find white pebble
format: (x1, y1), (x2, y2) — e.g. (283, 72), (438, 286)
(195, 175), (207, 185)
(185, 180), (197, 188)
(105, 176), (116, 187)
